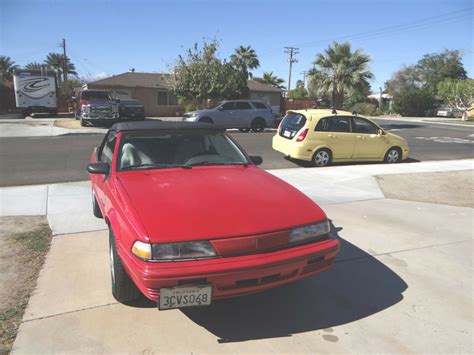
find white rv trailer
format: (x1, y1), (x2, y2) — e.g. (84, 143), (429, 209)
(13, 69), (58, 116)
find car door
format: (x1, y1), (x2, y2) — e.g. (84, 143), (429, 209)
(234, 101), (253, 127)
(317, 116), (356, 160)
(216, 102), (236, 127)
(351, 116), (386, 159)
(92, 131), (117, 212)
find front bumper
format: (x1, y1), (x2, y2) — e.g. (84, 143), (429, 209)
(120, 237), (340, 302)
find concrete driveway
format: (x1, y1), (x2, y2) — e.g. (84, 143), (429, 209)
(11, 198), (472, 353)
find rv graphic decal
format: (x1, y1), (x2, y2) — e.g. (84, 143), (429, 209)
(21, 77), (51, 93)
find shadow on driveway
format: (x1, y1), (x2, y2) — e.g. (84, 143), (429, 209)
(179, 222), (408, 343)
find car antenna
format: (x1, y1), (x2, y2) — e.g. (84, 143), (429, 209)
(331, 107), (337, 115)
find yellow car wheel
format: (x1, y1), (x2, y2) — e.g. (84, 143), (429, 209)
(384, 147), (402, 164)
(312, 149), (332, 167)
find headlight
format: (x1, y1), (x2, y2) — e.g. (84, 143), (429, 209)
(131, 240), (152, 260)
(81, 104), (90, 113)
(152, 241), (216, 261)
(289, 220), (330, 244)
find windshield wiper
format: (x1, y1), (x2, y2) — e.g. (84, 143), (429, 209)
(185, 161), (248, 167)
(121, 163), (192, 171)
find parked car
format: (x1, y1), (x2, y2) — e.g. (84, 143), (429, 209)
(436, 106), (463, 118)
(273, 109), (409, 167)
(182, 100), (277, 132)
(72, 90), (119, 126)
(118, 99), (146, 120)
(87, 121), (340, 309)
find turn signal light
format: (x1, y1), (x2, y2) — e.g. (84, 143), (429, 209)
(296, 128), (309, 142)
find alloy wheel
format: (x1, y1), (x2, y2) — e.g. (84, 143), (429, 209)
(314, 151), (330, 167)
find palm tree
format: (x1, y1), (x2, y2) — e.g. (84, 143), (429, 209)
(309, 41), (373, 108)
(254, 71), (286, 89)
(25, 62), (46, 70)
(44, 52), (77, 83)
(230, 45), (260, 79)
(0, 55), (19, 81)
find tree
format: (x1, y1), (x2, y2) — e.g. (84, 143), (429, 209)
(25, 62), (46, 70)
(385, 50), (467, 95)
(417, 50), (467, 93)
(230, 45), (260, 79)
(437, 79), (474, 120)
(0, 55), (19, 81)
(44, 53), (77, 83)
(173, 40), (248, 107)
(289, 80), (308, 99)
(393, 88), (436, 117)
(254, 72), (286, 89)
(384, 65), (423, 95)
(308, 41), (373, 108)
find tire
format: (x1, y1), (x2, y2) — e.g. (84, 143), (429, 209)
(109, 229), (140, 304)
(239, 128), (250, 133)
(384, 147), (402, 164)
(312, 149), (332, 167)
(251, 118), (266, 133)
(92, 190), (103, 219)
(199, 117), (213, 124)
(80, 116), (86, 127)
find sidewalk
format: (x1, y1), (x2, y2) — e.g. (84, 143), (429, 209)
(1, 159), (472, 235)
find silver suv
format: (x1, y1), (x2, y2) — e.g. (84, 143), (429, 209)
(182, 100), (277, 132)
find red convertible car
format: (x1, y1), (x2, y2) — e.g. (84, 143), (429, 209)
(87, 121), (340, 309)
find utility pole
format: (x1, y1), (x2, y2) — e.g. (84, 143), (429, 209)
(284, 46), (299, 96)
(300, 70), (307, 87)
(61, 38), (67, 82)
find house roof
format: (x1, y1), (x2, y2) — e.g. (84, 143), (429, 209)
(247, 80), (283, 93)
(88, 72), (174, 89)
(88, 72), (283, 93)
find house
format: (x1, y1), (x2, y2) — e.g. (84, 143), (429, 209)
(86, 72), (283, 116)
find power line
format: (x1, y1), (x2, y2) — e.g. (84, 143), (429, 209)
(284, 46), (299, 95)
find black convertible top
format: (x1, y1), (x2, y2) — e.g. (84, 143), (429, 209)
(110, 120), (225, 132)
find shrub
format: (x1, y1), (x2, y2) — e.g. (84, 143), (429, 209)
(351, 102), (377, 116)
(393, 88), (436, 117)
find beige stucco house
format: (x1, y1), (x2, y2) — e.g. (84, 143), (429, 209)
(86, 72), (283, 117)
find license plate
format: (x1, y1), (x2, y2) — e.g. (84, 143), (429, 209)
(158, 285), (212, 310)
(283, 130), (292, 137)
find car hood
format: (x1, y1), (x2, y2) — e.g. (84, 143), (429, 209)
(117, 166), (326, 243)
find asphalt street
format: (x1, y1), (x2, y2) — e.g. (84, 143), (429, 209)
(0, 119), (472, 186)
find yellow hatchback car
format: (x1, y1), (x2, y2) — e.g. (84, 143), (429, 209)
(272, 109), (409, 167)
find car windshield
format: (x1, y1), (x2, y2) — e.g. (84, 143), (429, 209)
(82, 91), (112, 100)
(118, 130), (249, 170)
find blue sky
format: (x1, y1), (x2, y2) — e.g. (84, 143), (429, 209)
(1, 0), (472, 92)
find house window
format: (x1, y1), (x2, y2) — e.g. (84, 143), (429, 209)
(157, 90), (178, 106)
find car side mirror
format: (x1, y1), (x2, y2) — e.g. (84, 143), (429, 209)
(249, 156), (263, 166)
(218, 106), (223, 111)
(87, 162), (110, 174)
(378, 128), (386, 135)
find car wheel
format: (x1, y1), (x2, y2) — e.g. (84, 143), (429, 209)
(199, 117), (213, 124)
(384, 147), (401, 164)
(239, 128), (250, 133)
(92, 190), (103, 219)
(109, 229), (140, 304)
(251, 118), (266, 132)
(312, 149), (332, 167)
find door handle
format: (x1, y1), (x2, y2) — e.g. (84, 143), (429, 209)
(356, 135), (365, 140)
(328, 134), (336, 138)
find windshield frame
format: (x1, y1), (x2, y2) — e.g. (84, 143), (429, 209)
(115, 129), (252, 172)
